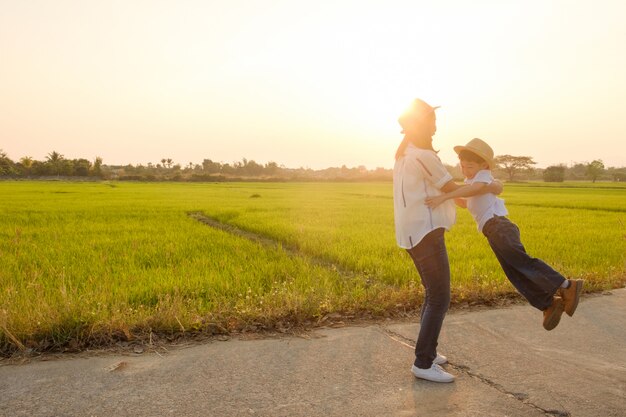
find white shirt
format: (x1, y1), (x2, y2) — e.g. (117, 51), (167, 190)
(465, 169), (508, 232)
(393, 144), (456, 249)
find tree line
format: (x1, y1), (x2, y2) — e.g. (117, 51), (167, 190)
(490, 155), (622, 183)
(0, 151), (103, 177)
(1, 149), (624, 182)
(0, 150), (391, 181)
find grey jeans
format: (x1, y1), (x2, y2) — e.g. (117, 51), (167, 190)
(406, 228), (450, 369)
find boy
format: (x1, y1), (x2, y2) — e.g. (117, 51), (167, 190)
(425, 138), (583, 330)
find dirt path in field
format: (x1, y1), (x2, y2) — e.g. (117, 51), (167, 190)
(188, 211), (361, 278)
(1, 289), (625, 417)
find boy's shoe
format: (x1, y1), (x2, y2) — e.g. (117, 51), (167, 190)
(411, 363), (455, 383)
(560, 279), (584, 316)
(434, 353), (447, 365)
(543, 296), (565, 331)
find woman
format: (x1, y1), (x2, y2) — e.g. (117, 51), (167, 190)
(393, 99), (502, 383)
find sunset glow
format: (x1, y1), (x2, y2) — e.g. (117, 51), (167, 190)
(1, 0), (625, 169)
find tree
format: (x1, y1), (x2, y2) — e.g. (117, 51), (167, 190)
(586, 160), (604, 183)
(20, 156), (34, 168)
(566, 163), (587, 180)
(31, 160), (50, 176)
(0, 149), (16, 176)
(202, 159), (221, 174)
(17, 156), (34, 176)
(242, 159), (263, 176)
(543, 165), (565, 182)
(264, 161), (279, 175)
(93, 156), (103, 177)
(607, 167), (626, 182)
(494, 155), (536, 181)
(59, 159), (75, 176)
(73, 158), (92, 176)
(221, 163), (235, 175)
(46, 151), (64, 176)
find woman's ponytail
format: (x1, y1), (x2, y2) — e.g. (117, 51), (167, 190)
(395, 136), (410, 160)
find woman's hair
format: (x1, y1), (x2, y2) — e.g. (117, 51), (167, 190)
(395, 136), (410, 160)
(458, 150), (486, 164)
(394, 117), (437, 160)
(395, 99), (437, 160)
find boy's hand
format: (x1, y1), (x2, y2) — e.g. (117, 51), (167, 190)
(425, 195), (447, 208)
(454, 198), (467, 208)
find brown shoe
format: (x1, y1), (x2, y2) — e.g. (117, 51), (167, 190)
(543, 296), (565, 331)
(560, 279), (584, 316)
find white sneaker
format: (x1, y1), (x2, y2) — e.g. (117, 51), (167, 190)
(434, 353), (447, 365)
(411, 363), (455, 383)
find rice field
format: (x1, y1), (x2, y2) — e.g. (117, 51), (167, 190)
(0, 180), (624, 355)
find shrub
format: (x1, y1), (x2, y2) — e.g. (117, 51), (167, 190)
(543, 165), (565, 182)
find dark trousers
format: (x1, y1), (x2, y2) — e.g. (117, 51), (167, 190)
(406, 228), (450, 369)
(482, 216), (565, 311)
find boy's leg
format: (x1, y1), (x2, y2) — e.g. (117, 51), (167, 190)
(406, 228), (451, 370)
(488, 236), (567, 329)
(488, 243), (550, 310)
(483, 217), (566, 311)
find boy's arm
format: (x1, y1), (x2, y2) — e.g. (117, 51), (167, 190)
(429, 176), (504, 208)
(438, 182), (487, 200)
(439, 179), (502, 196)
(426, 181), (489, 208)
(454, 198), (467, 208)
(486, 180), (503, 195)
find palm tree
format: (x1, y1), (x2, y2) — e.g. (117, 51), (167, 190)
(19, 156), (34, 175)
(20, 156), (34, 168)
(46, 151), (63, 163)
(0, 149), (16, 176)
(46, 151), (64, 176)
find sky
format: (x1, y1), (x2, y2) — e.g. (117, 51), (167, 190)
(1, 0), (625, 169)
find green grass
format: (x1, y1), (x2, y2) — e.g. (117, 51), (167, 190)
(503, 183), (626, 212)
(0, 181), (624, 355)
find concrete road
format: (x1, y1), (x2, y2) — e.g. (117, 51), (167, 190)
(1, 289), (625, 417)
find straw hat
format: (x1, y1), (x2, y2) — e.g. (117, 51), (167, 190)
(398, 98), (440, 132)
(453, 138), (496, 169)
